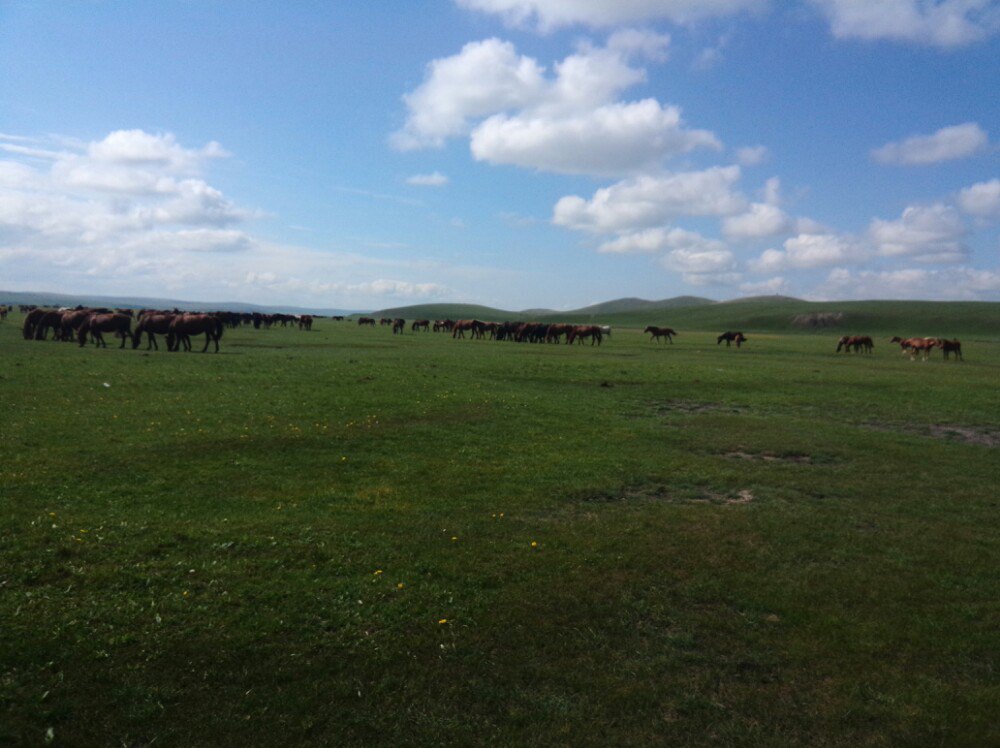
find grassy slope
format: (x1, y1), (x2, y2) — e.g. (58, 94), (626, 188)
(374, 299), (1000, 339)
(1, 316), (998, 745)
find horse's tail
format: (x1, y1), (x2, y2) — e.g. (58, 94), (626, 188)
(215, 317), (224, 340)
(77, 322), (89, 347)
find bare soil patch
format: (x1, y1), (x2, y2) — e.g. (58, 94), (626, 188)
(724, 451), (812, 464)
(864, 422), (1000, 448)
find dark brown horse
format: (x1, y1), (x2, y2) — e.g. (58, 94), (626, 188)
(411, 319), (430, 332)
(78, 313), (132, 348)
(357, 316), (376, 326)
(392, 318), (405, 334)
(433, 319), (454, 332)
(936, 338), (963, 361)
(644, 326), (677, 343)
(22, 308), (45, 339)
(132, 313), (176, 350)
(836, 335), (873, 353)
(167, 314), (223, 352)
(33, 311), (64, 341)
(298, 314), (313, 331)
(567, 325), (603, 345)
(717, 331), (746, 348)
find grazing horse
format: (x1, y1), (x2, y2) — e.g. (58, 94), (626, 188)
(599, 325), (612, 338)
(937, 338), (963, 361)
(132, 313), (176, 350)
(452, 319), (477, 339)
(836, 335), (874, 354)
(60, 309), (93, 342)
(33, 311), (64, 341)
(167, 314), (223, 352)
(298, 315), (313, 331)
(717, 331), (746, 348)
(891, 336), (937, 361)
(567, 325), (603, 345)
(644, 326), (677, 344)
(357, 316), (376, 326)
(0, 305), (8, 321)
(392, 318), (405, 334)
(78, 313), (132, 348)
(380, 317), (392, 326)
(412, 319), (430, 332)
(22, 308), (46, 339)
(433, 319), (454, 332)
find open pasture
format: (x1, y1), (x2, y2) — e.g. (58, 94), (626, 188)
(2, 316), (998, 745)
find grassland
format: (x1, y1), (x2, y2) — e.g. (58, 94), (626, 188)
(1, 313), (998, 746)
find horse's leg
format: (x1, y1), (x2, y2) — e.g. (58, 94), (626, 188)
(201, 331), (210, 352)
(149, 333), (157, 351)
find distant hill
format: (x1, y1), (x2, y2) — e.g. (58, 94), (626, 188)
(0, 289), (360, 317)
(567, 295), (715, 316)
(374, 296), (715, 320)
(589, 298), (1000, 338)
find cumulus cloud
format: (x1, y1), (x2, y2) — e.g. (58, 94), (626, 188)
(391, 38), (547, 150)
(818, 266), (1000, 300)
(455, 0), (765, 29)
(722, 201), (793, 240)
(394, 35), (720, 176)
(750, 232), (866, 272)
(868, 203), (969, 263)
(871, 122), (989, 165)
(810, 0), (1000, 47)
(553, 166), (746, 233)
(739, 276), (790, 296)
(957, 178), (1000, 218)
(406, 171), (450, 186)
(735, 145), (769, 166)
(471, 99), (719, 175)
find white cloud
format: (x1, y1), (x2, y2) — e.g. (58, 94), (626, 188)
(406, 172), (450, 186)
(750, 232), (866, 271)
(394, 36), (721, 176)
(722, 201), (793, 240)
(957, 178), (1000, 218)
(391, 38), (547, 150)
(455, 0), (766, 29)
(553, 166), (746, 233)
(739, 276), (790, 296)
(811, 0), (1000, 47)
(818, 266), (1000, 300)
(471, 99), (720, 175)
(871, 122), (989, 165)
(868, 203), (969, 263)
(736, 145), (769, 166)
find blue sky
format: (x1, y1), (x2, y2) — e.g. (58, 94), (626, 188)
(1, 1), (998, 309)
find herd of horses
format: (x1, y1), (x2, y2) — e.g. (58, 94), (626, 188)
(889, 336), (963, 361)
(21, 307), (224, 352)
(9, 305), (965, 361)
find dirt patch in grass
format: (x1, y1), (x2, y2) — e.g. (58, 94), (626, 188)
(864, 422), (1000, 448)
(723, 451), (812, 464)
(651, 400), (749, 415)
(572, 483), (756, 506)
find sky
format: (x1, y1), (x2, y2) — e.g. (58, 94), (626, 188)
(1, 0), (999, 310)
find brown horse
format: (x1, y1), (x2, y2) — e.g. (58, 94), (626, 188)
(936, 338), (963, 361)
(717, 331), (746, 348)
(644, 326), (677, 343)
(433, 319), (454, 332)
(78, 313), (132, 348)
(132, 313), (176, 350)
(60, 309), (93, 342)
(392, 318), (405, 334)
(411, 319), (430, 332)
(298, 315), (313, 331)
(837, 335), (874, 353)
(567, 325), (603, 345)
(167, 314), (223, 352)
(33, 311), (64, 341)
(22, 308), (45, 339)
(891, 336), (937, 360)
(357, 316), (376, 326)
(452, 319), (479, 339)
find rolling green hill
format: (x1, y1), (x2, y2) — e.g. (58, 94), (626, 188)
(373, 298), (1000, 339)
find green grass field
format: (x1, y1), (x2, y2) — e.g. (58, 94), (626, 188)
(2, 314), (998, 746)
